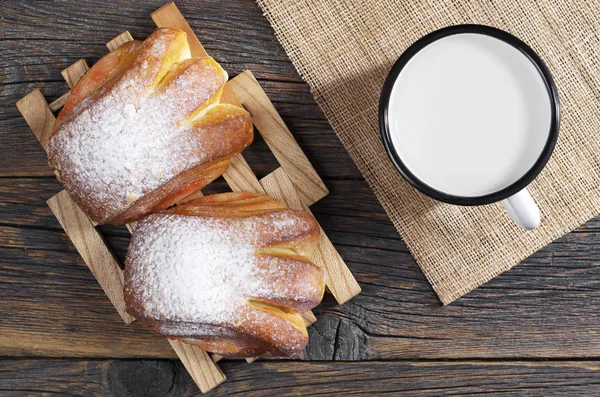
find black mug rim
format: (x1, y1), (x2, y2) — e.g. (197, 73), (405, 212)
(379, 24), (560, 206)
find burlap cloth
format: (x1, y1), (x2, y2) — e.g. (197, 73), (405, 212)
(256, 0), (600, 304)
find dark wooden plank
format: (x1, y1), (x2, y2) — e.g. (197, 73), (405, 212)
(1, 359), (600, 396)
(0, 246), (175, 358)
(1, 0), (358, 179)
(2, 176), (600, 358)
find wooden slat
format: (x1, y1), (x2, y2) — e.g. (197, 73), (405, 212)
(261, 168), (361, 304)
(106, 31), (134, 52)
(47, 191), (135, 324)
(61, 59), (89, 88)
(151, 2), (208, 57)
(229, 71), (329, 206)
(49, 91), (71, 112)
(223, 156), (265, 194)
(301, 310), (318, 326)
(168, 339), (226, 393)
(125, 222), (137, 233)
(179, 189), (205, 204)
(15, 89), (56, 150)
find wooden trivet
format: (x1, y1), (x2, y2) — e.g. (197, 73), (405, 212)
(15, 2), (361, 393)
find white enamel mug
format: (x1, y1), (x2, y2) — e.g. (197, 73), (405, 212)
(379, 25), (560, 230)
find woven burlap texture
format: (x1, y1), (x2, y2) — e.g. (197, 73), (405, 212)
(257, 0), (600, 304)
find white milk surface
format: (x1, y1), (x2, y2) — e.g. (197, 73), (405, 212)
(388, 33), (551, 197)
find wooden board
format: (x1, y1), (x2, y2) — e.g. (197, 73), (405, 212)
(152, 2), (208, 59)
(2, 358), (600, 396)
(61, 59), (89, 88)
(49, 92), (70, 112)
(106, 31), (134, 52)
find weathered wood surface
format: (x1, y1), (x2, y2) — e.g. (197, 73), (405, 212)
(3, 177), (600, 360)
(1, 359), (600, 396)
(3, 0), (600, 394)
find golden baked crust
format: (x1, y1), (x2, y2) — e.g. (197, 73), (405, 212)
(48, 28), (253, 224)
(124, 192), (325, 357)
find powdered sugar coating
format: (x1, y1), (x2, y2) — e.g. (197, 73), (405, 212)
(129, 214), (255, 323)
(125, 211), (319, 324)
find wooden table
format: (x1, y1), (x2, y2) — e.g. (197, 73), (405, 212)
(2, 1), (600, 395)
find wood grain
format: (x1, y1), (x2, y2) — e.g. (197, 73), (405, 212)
(48, 91), (70, 112)
(301, 310), (317, 326)
(0, 229), (176, 358)
(2, 358), (600, 396)
(15, 89), (56, 150)
(47, 191), (135, 324)
(223, 151), (266, 193)
(230, 71), (329, 206)
(61, 59), (89, 88)
(261, 168), (361, 304)
(106, 30), (134, 52)
(168, 339), (226, 393)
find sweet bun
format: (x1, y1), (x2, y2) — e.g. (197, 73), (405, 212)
(124, 192), (325, 357)
(48, 28), (253, 224)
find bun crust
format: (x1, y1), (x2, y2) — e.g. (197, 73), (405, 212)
(124, 192), (325, 357)
(48, 28), (253, 224)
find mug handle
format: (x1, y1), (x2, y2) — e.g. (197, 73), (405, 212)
(501, 188), (540, 230)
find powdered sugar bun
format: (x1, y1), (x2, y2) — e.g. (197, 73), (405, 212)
(124, 192), (325, 358)
(48, 28), (253, 224)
